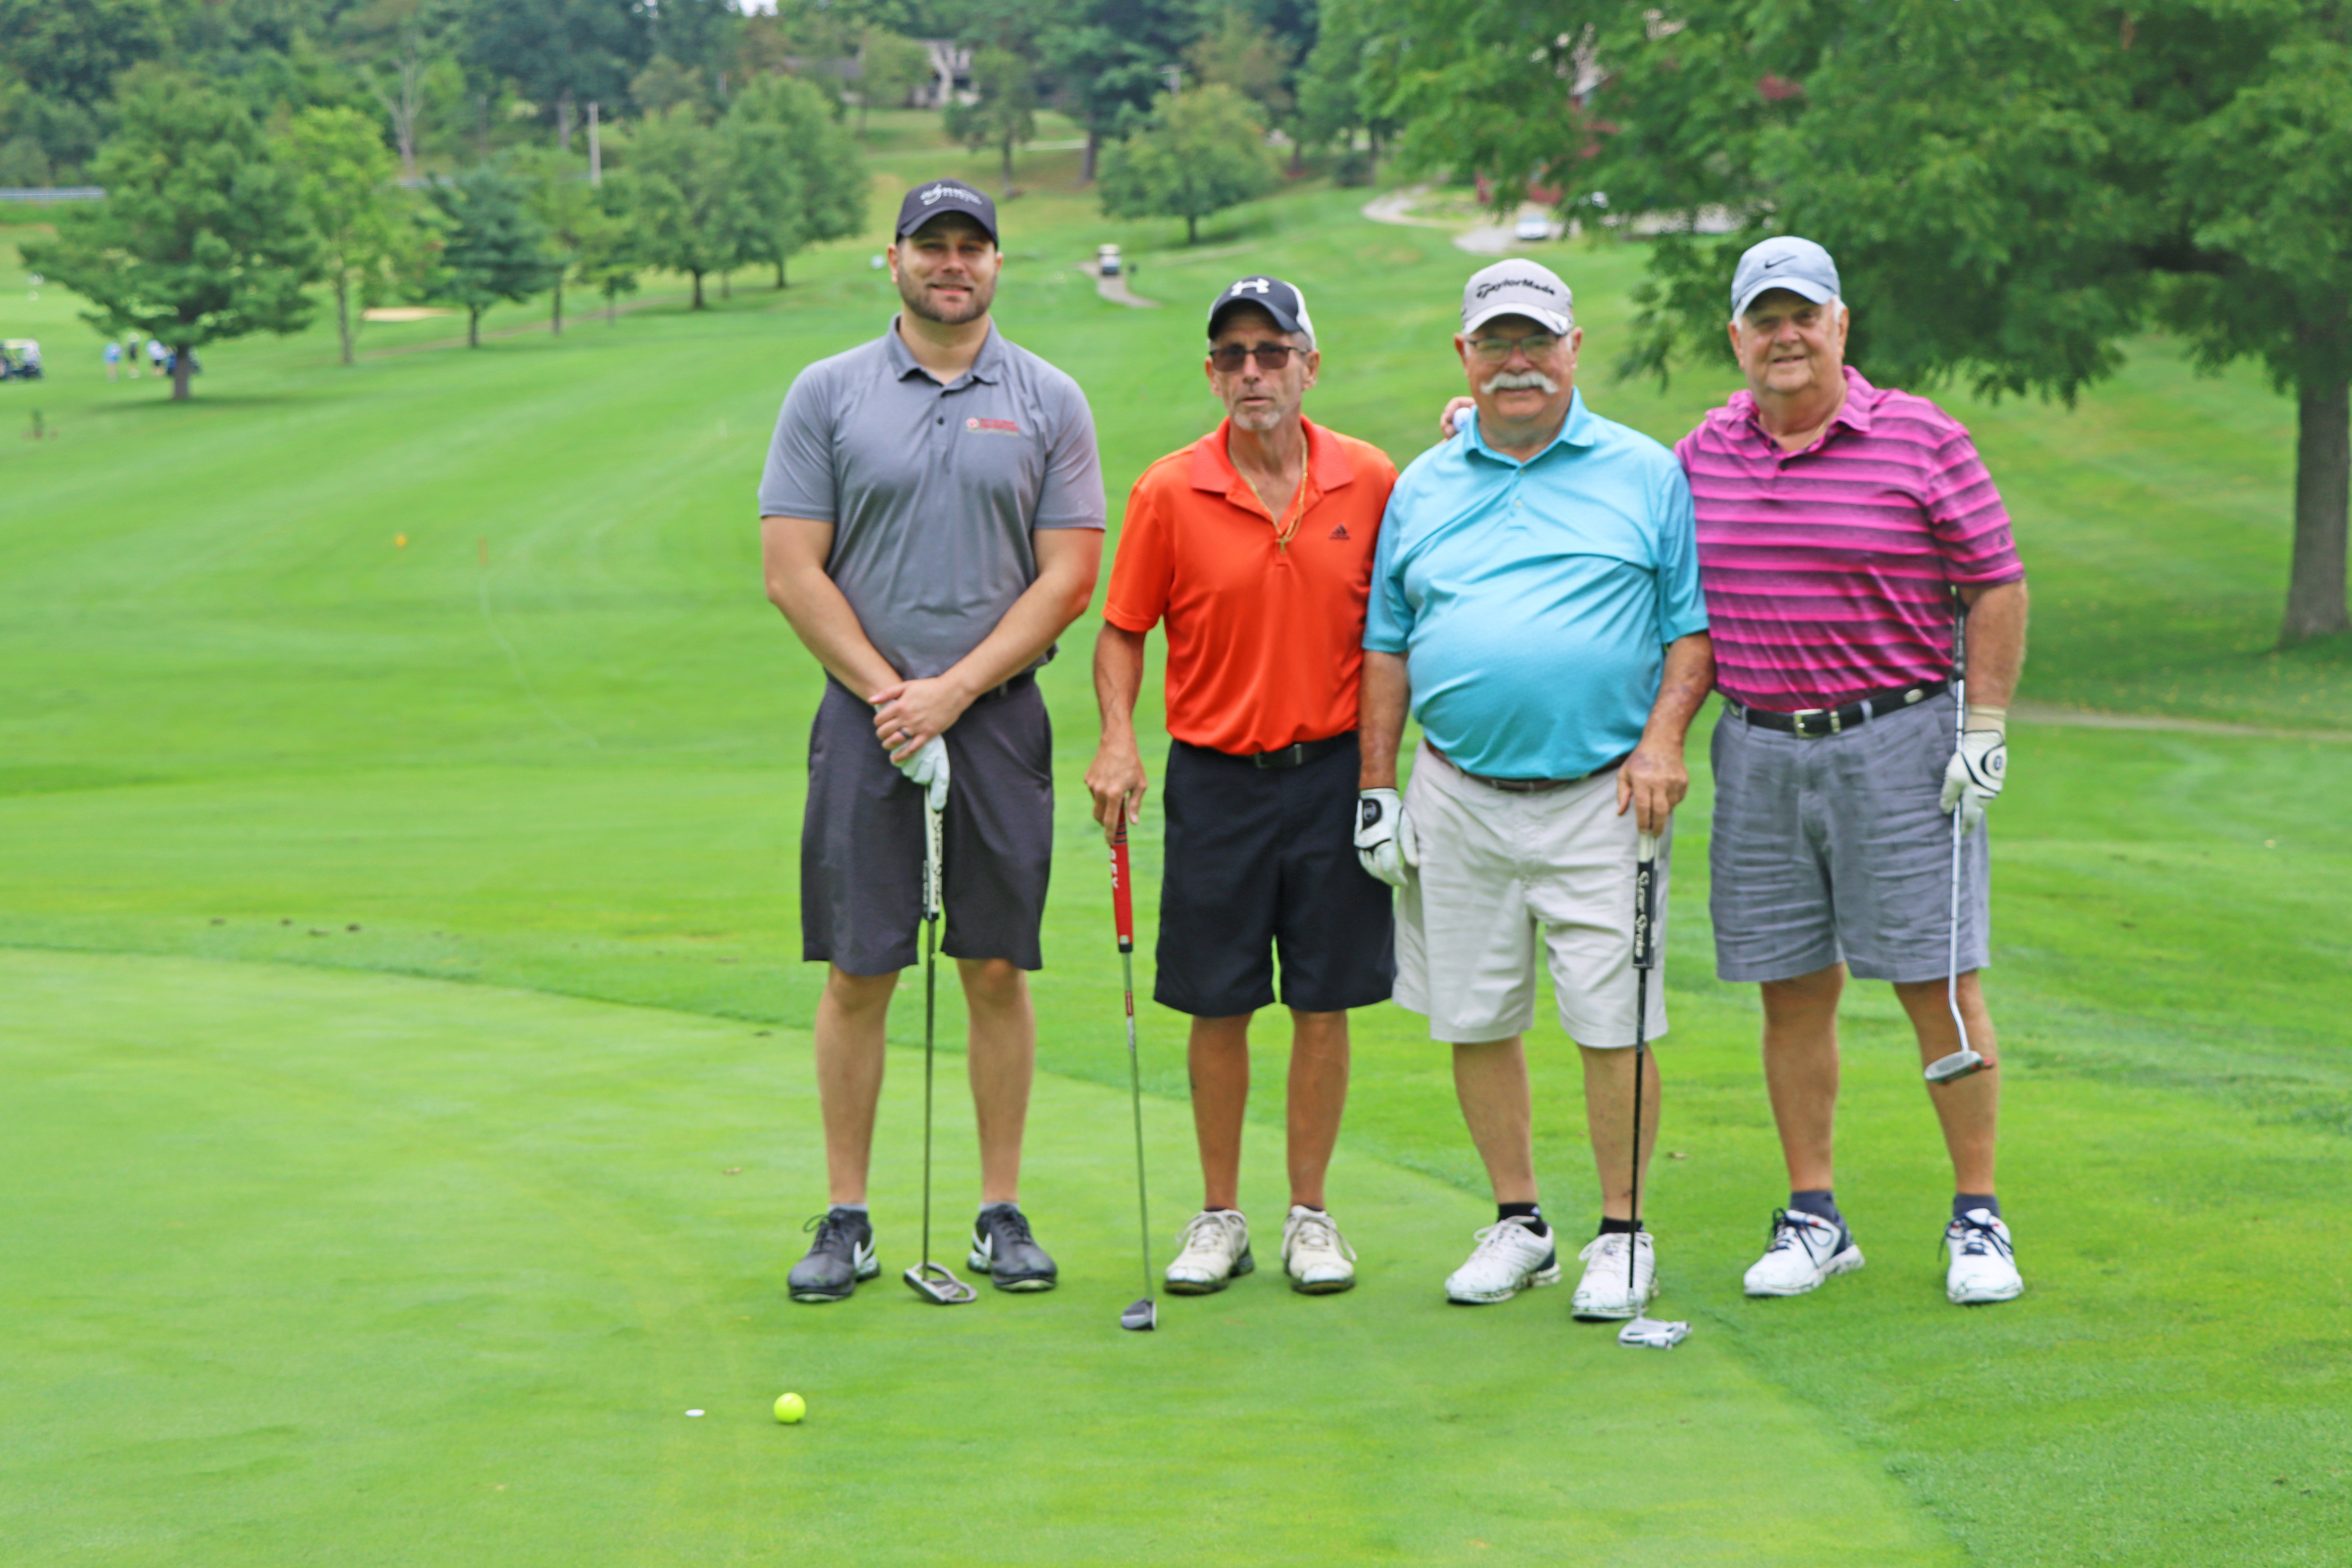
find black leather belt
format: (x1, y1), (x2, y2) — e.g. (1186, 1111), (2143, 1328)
(972, 670), (1037, 706)
(1726, 680), (1947, 738)
(1244, 732), (1352, 769)
(1435, 746), (1630, 793)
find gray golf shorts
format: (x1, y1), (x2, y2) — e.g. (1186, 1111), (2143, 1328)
(801, 675), (1054, 975)
(1709, 691), (1990, 985)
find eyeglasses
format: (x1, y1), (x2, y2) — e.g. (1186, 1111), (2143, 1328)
(1208, 342), (1297, 372)
(1465, 333), (1561, 362)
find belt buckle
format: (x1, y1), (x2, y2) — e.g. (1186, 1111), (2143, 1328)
(1255, 743), (1302, 769)
(1790, 708), (1829, 738)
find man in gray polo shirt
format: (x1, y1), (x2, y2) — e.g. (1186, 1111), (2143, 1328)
(760, 178), (1105, 1301)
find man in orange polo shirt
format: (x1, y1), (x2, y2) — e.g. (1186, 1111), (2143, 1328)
(1087, 275), (1399, 1297)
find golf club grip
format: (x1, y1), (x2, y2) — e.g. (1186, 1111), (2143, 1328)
(1632, 831), (1660, 971)
(1110, 829), (1134, 951)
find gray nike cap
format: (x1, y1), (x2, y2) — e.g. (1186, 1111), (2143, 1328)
(1730, 235), (1840, 319)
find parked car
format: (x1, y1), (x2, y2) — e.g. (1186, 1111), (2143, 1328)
(0, 339), (42, 380)
(1513, 213), (1552, 243)
(1097, 244), (1123, 277)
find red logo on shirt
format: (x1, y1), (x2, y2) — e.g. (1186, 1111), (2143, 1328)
(966, 417), (1021, 435)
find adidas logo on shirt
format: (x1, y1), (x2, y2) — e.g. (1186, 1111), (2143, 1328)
(1328, 524), (1350, 541)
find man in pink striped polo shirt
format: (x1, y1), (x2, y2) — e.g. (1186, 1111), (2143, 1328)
(1680, 236), (2029, 1307)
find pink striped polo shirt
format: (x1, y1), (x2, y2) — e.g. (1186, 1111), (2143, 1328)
(1675, 366), (2023, 711)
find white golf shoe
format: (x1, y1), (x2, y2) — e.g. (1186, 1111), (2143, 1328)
(1743, 1208), (1866, 1297)
(1444, 1216), (1560, 1303)
(1281, 1205), (1357, 1294)
(1165, 1209), (1253, 1295)
(1571, 1230), (1658, 1320)
(1944, 1209), (2023, 1304)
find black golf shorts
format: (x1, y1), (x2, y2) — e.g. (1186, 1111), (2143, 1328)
(1154, 734), (1395, 1018)
(801, 675), (1053, 975)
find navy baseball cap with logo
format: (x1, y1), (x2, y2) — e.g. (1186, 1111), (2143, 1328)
(1730, 235), (1840, 318)
(1208, 275), (1317, 347)
(1460, 260), (1574, 336)
(896, 178), (999, 244)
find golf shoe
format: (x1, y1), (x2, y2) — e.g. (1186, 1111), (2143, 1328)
(1280, 1205), (1357, 1294)
(788, 1208), (878, 1303)
(1165, 1209), (1254, 1294)
(967, 1203), (1058, 1291)
(1571, 1230), (1658, 1320)
(1743, 1208), (1866, 1296)
(1944, 1208), (2023, 1304)
(1444, 1216), (1561, 1303)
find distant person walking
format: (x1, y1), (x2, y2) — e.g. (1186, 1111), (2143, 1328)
(760, 178), (1106, 1301)
(146, 339), (166, 376)
(103, 340), (121, 381)
(1364, 260), (1713, 1321)
(1086, 275), (1398, 1298)
(1681, 237), (2029, 1306)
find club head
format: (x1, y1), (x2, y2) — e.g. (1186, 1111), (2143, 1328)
(903, 1262), (978, 1305)
(1618, 1315), (1690, 1350)
(1924, 1049), (1989, 1084)
(1119, 1296), (1157, 1332)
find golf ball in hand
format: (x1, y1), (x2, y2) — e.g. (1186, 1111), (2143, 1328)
(774, 1392), (805, 1424)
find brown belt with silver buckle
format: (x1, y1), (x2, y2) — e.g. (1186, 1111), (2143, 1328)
(1432, 745), (1632, 794)
(1725, 680), (1949, 738)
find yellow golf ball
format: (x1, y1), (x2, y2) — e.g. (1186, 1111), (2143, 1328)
(394, 534), (407, 549)
(774, 1392), (805, 1424)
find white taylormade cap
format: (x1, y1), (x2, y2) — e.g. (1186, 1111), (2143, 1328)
(1460, 259), (1574, 336)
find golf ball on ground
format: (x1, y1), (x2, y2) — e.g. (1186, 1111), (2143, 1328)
(774, 1393), (805, 1424)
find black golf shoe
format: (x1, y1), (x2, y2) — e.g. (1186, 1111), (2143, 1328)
(788, 1208), (878, 1303)
(967, 1204), (1058, 1292)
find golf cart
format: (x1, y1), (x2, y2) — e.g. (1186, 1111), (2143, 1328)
(1097, 244), (1123, 277)
(0, 339), (42, 381)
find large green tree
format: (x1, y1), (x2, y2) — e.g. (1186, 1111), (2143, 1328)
(621, 104), (731, 308)
(286, 104), (421, 365)
(1099, 82), (1278, 243)
(945, 45), (1038, 196)
(21, 69), (316, 400)
(722, 73), (865, 288)
(427, 164), (560, 345)
(1368, 0), (2352, 648)
(462, 0), (647, 149)
(1042, 0), (1207, 181)
(0, 0), (165, 105)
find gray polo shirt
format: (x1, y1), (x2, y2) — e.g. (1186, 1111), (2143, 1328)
(759, 318), (1106, 680)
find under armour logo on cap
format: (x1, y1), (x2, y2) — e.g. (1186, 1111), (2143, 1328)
(1207, 275), (1316, 348)
(1229, 277), (1273, 296)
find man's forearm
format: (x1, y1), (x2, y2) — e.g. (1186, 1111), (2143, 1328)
(766, 562), (900, 695)
(1640, 633), (1716, 749)
(1959, 580), (2028, 708)
(1358, 650), (1411, 788)
(1093, 623), (1147, 741)
(937, 534), (1104, 701)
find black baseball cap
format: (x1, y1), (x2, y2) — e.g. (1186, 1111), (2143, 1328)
(896, 178), (999, 244)
(1208, 275), (1317, 346)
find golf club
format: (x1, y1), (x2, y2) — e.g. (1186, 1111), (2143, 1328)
(1620, 827), (1689, 1350)
(904, 798), (977, 1306)
(1112, 806), (1157, 1332)
(1926, 593), (1990, 1085)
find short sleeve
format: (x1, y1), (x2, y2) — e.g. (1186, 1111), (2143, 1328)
(1652, 463), (1709, 642)
(757, 366), (838, 521)
(1923, 422), (2024, 585)
(1031, 377), (1108, 532)
(1362, 483), (1414, 654)
(1102, 473), (1173, 633)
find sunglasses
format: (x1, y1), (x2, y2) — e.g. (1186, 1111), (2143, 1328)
(1209, 342), (1298, 372)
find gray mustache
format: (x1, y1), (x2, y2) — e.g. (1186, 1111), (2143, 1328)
(1482, 371), (1560, 394)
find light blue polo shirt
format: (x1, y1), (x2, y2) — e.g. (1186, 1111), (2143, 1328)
(1365, 393), (1708, 780)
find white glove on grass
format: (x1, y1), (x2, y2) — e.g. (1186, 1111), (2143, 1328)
(1354, 787), (1419, 887)
(898, 735), (951, 813)
(1939, 707), (2007, 836)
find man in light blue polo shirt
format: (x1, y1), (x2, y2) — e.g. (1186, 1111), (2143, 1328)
(1355, 259), (1713, 1321)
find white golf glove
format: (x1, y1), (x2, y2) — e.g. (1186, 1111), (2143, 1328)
(1354, 787), (1419, 887)
(1939, 707), (2007, 836)
(897, 734), (951, 813)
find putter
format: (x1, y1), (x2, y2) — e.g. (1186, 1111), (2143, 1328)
(904, 799), (977, 1306)
(1111, 807), (1157, 1332)
(1926, 594), (1990, 1085)
(1619, 828), (1689, 1350)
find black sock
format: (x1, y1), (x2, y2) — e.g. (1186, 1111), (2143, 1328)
(1498, 1201), (1548, 1238)
(1292, 1203), (1324, 1213)
(1789, 1189), (1843, 1228)
(1597, 1217), (1642, 1237)
(1954, 1193), (2000, 1222)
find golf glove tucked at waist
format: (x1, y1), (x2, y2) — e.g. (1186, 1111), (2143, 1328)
(1354, 787), (1418, 887)
(1939, 707), (2007, 836)
(897, 735), (951, 812)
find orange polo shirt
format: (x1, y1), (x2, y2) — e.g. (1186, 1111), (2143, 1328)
(1105, 415), (1397, 755)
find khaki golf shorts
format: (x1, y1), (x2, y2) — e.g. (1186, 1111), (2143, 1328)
(1394, 740), (1673, 1047)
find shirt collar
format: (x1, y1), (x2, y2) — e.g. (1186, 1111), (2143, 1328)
(1459, 389), (1598, 466)
(883, 314), (1003, 386)
(1729, 364), (1878, 447)
(1188, 414), (1352, 496)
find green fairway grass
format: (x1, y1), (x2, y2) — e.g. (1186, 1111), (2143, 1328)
(3, 128), (2348, 1564)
